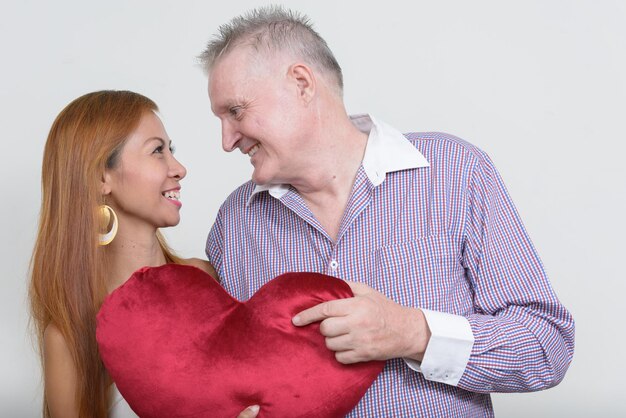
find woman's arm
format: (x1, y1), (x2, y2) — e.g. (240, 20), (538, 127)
(44, 323), (258, 418)
(43, 324), (79, 418)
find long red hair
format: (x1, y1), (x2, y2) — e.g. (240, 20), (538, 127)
(29, 91), (181, 417)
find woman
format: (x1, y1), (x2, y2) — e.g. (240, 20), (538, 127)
(29, 91), (259, 418)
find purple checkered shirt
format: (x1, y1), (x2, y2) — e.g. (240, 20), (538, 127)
(206, 115), (574, 417)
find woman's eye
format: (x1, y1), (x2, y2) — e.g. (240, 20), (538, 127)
(169, 144), (176, 154)
(153, 145), (164, 154)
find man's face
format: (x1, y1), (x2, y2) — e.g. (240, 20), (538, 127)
(208, 47), (308, 186)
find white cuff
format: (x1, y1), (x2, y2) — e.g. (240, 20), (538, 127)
(403, 309), (474, 386)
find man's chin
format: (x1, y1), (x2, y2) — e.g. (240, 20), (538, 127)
(251, 171), (270, 186)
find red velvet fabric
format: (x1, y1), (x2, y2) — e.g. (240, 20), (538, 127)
(96, 265), (384, 417)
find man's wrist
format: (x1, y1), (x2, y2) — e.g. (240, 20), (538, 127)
(402, 307), (432, 361)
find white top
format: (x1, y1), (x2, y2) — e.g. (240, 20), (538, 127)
(108, 384), (138, 418)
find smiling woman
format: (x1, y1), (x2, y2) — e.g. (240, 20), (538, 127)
(101, 112), (186, 259)
(28, 91), (259, 418)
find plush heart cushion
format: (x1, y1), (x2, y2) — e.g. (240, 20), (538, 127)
(96, 264), (384, 417)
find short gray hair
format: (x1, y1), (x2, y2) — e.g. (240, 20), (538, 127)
(199, 5), (343, 94)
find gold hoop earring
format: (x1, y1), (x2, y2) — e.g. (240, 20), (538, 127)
(98, 205), (118, 246)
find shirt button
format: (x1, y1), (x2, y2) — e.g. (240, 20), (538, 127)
(329, 260), (339, 270)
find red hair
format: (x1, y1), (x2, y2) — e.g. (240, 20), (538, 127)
(30, 91), (181, 417)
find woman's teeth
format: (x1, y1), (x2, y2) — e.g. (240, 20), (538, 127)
(162, 190), (180, 201)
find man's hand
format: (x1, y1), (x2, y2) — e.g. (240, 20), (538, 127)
(292, 282), (431, 363)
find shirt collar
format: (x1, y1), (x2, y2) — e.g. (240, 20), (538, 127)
(353, 114), (429, 186)
(247, 114), (429, 205)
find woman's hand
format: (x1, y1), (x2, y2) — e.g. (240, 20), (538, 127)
(237, 405), (260, 417)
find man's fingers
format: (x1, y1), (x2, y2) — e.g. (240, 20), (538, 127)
(334, 349), (361, 365)
(346, 280), (372, 296)
(292, 299), (351, 326)
(324, 333), (353, 352)
(319, 316), (350, 337)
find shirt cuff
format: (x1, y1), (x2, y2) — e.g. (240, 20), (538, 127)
(403, 309), (474, 386)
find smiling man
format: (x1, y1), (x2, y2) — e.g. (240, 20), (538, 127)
(200, 6), (574, 417)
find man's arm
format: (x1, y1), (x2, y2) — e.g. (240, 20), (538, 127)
(453, 149), (574, 392)
(294, 149), (574, 393)
(206, 205), (226, 279)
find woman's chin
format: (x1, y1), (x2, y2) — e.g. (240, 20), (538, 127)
(156, 216), (181, 229)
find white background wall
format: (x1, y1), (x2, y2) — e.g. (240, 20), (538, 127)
(1, 0), (624, 416)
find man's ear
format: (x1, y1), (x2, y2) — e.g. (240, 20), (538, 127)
(288, 63), (316, 104)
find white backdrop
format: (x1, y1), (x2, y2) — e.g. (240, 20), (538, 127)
(2, 0), (624, 416)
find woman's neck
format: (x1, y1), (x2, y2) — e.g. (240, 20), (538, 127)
(105, 228), (167, 293)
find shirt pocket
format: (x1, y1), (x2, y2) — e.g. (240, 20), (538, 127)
(373, 234), (472, 313)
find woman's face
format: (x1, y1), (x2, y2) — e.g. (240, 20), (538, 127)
(103, 112), (187, 231)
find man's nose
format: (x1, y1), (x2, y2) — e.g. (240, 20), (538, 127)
(221, 120), (241, 152)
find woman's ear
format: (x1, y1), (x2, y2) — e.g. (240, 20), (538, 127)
(101, 171), (112, 196)
(288, 63), (316, 104)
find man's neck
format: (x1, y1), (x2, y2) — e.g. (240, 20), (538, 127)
(294, 114), (369, 241)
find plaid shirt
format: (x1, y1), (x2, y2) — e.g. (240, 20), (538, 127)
(206, 115), (574, 417)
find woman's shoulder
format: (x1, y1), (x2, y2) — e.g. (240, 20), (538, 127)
(44, 323), (74, 371)
(180, 258), (219, 281)
(44, 323), (69, 352)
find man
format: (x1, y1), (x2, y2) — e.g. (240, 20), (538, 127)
(200, 6), (574, 417)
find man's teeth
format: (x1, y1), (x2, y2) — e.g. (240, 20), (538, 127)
(248, 144), (260, 157)
(162, 190), (180, 201)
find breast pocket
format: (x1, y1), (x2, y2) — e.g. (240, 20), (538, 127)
(373, 234), (472, 313)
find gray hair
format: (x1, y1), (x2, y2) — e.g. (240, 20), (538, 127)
(199, 5), (343, 94)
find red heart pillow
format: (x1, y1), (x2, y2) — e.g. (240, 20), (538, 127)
(96, 264), (384, 417)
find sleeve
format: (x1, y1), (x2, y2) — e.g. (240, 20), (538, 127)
(403, 309), (474, 386)
(205, 206), (225, 278)
(455, 150), (575, 393)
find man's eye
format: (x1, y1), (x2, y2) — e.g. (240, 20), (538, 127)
(229, 106), (242, 118)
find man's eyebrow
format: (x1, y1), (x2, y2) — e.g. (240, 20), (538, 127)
(212, 102), (233, 115)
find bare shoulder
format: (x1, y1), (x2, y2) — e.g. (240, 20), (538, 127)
(44, 323), (79, 418)
(44, 323), (71, 360)
(44, 323), (63, 344)
(181, 258), (219, 282)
